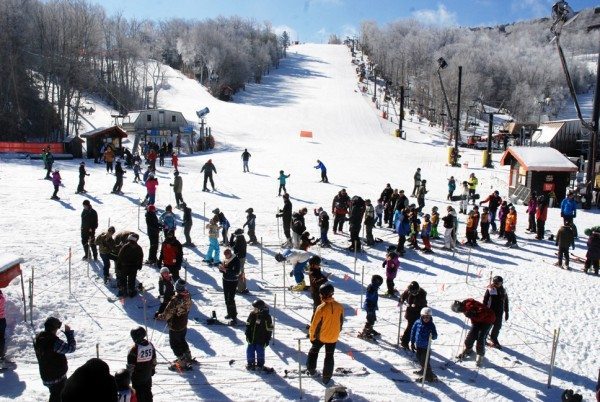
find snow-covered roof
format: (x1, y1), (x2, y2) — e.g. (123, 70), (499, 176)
(0, 256), (23, 274)
(499, 146), (578, 172)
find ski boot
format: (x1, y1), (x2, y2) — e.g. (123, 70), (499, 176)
(246, 363), (256, 371)
(291, 280), (307, 291)
(475, 354), (484, 367)
(457, 347), (474, 360)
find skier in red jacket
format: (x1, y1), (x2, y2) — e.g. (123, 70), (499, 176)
(451, 298), (496, 366)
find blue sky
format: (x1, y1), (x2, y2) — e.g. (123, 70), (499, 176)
(91, 0), (599, 42)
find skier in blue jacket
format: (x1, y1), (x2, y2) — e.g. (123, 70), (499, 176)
(358, 275), (383, 339)
(410, 307), (438, 382)
(560, 191), (577, 226)
(314, 160), (328, 183)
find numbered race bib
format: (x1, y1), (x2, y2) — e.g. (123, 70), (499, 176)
(137, 344), (154, 363)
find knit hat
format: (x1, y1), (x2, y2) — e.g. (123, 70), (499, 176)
(175, 279), (186, 292)
(160, 267), (170, 275)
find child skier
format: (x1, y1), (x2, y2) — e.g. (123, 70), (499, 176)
(51, 169), (61, 200)
(114, 369), (137, 402)
(410, 307), (438, 382)
(420, 214), (433, 253)
(155, 267), (175, 318)
(277, 170), (290, 196)
(160, 205), (177, 235)
(358, 275), (383, 340)
(275, 249), (311, 291)
(133, 161), (141, 183)
(408, 208), (421, 250)
(375, 199), (384, 227)
(480, 207), (491, 242)
(245, 299), (274, 371)
(204, 217), (221, 266)
(313, 207), (331, 247)
(382, 250), (400, 296)
(126, 326), (156, 400)
(243, 208), (258, 245)
(430, 206), (440, 239)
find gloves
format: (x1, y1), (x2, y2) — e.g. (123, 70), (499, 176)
(381, 260), (386, 268)
(289, 270), (293, 277)
(505, 312), (509, 321)
(410, 343), (416, 352)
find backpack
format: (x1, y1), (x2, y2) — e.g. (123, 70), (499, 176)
(162, 242), (178, 265)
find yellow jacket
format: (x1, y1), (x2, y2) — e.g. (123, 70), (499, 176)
(309, 298), (344, 343)
(467, 177), (478, 190)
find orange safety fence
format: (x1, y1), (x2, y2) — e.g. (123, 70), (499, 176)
(0, 142), (64, 154)
(299, 130), (313, 138)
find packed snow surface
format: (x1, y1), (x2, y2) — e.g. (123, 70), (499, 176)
(0, 44), (598, 401)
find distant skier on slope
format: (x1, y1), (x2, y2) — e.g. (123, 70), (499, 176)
(314, 159), (328, 183)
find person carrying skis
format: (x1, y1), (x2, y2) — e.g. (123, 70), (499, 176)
(76, 162), (89, 194)
(158, 279), (193, 370)
(51, 169), (62, 200)
(170, 171), (184, 208)
(411, 168), (421, 197)
(399, 281), (428, 350)
(241, 149), (251, 172)
(483, 276), (509, 349)
(314, 159), (328, 183)
(116, 233), (144, 297)
(410, 307), (438, 382)
(145, 205), (161, 265)
(158, 229), (183, 281)
(331, 189), (350, 234)
(276, 193), (293, 247)
(245, 299), (273, 371)
(451, 298), (496, 366)
(275, 249), (311, 291)
(277, 170), (290, 196)
(382, 250), (400, 296)
(584, 228), (600, 275)
(314, 207), (331, 247)
(155, 267), (175, 318)
(96, 226), (117, 283)
(480, 190), (501, 233)
(204, 217), (221, 266)
(243, 208), (258, 244)
(306, 283), (344, 385)
(504, 205), (518, 247)
(555, 221), (575, 269)
(364, 199), (375, 246)
(358, 275), (383, 340)
(34, 317), (77, 402)
(219, 248), (241, 325)
(81, 200), (99, 260)
(127, 326), (156, 402)
(181, 202), (194, 247)
(200, 159), (217, 191)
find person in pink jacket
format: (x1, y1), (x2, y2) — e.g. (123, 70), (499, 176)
(382, 250), (400, 296)
(0, 290), (6, 361)
(51, 169), (62, 200)
(144, 173), (159, 205)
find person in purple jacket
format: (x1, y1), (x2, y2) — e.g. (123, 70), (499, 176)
(497, 201), (509, 238)
(51, 169), (62, 200)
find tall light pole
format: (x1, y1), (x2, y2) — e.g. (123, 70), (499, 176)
(551, 1), (600, 209)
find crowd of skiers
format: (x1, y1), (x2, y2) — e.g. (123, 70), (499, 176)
(23, 145), (599, 400)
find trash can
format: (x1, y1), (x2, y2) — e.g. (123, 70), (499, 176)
(395, 129), (401, 138)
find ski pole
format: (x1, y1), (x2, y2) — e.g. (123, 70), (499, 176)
(396, 303), (403, 347)
(68, 247), (72, 295)
(272, 294), (276, 346)
(137, 199), (141, 231)
(465, 245), (472, 284)
(360, 265), (365, 307)
(353, 241), (358, 279)
(283, 262), (287, 307)
(422, 333), (433, 389)
(298, 339), (303, 400)
(260, 237), (264, 279)
(203, 202), (206, 235)
(96, 343), (100, 359)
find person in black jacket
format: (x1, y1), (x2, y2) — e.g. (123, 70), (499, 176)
(314, 207), (331, 247)
(145, 205), (161, 264)
(276, 193), (293, 247)
(483, 276), (509, 349)
(584, 229), (600, 275)
(291, 208), (308, 249)
(219, 249), (241, 325)
(158, 230), (184, 282)
(81, 200), (98, 261)
(116, 234), (144, 297)
(200, 159), (217, 191)
(308, 256), (328, 321)
(76, 162), (89, 194)
(331, 189), (350, 234)
(245, 299), (273, 371)
(380, 183), (393, 226)
(155, 267), (175, 317)
(127, 327), (157, 402)
(34, 317), (77, 402)
(399, 282), (428, 350)
(181, 202), (194, 247)
(348, 195), (365, 251)
(112, 159), (125, 194)
(230, 229), (248, 294)
(61, 358), (117, 402)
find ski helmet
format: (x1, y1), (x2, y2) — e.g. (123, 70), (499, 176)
(420, 307), (432, 317)
(492, 276), (504, 285)
(274, 253), (286, 262)
(44, 316), (62, 332)
(160, 267), (170, 275)
(408, 281), (420, 295)
(371, 274), (383, 287)
(319, 283), (334, 298)
(308, 256), (321, 266)
(252, 299), (266, 310)
(175, 279), (186, 292)
(451, 300), (464, 313)
(130, 326), (146, 343)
